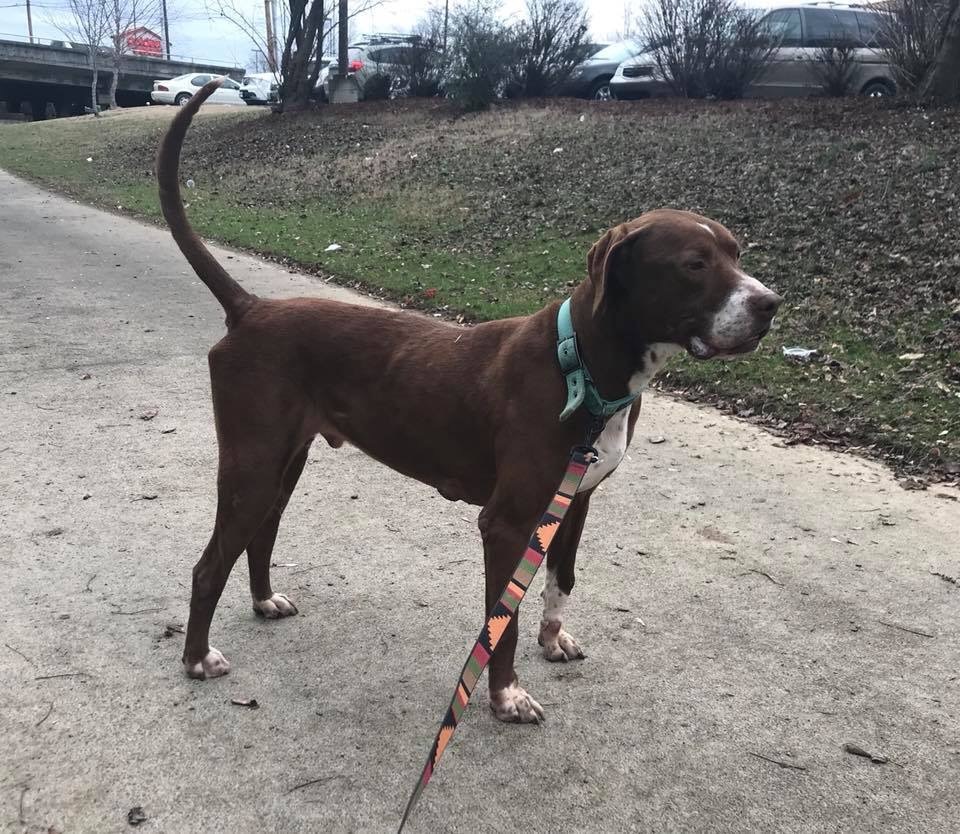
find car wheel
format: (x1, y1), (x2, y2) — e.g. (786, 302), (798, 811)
(589, 77), (613, 101)
(175, 92), (192, 106)
(861, 80), (894, 98)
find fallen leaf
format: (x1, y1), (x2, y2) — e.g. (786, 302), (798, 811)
(842, 742), (888, 764)
(127, 806), (147, 826)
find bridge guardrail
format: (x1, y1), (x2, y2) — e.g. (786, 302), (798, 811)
(0, 31), (234, 68)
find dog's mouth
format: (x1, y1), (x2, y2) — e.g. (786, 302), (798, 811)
(688, 329), (769, 360)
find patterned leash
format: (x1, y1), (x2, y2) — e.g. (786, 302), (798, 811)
(397, 445), (597, 832)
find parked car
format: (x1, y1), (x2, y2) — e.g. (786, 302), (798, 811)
(240, 72), (280, 105)
(322, 34), (439, 100)
(559, 39), (645, 100)
(151, 73), (243, 106)
(611, 3), (895, 100)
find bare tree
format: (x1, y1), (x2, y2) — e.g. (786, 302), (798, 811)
(208, 0), (282, 85)
(210, 0), (384, 112)
(446, 2), (519, 109)
(638, 0), (774, 99)
(811, 40), (859, 96)
(105, 0), (164, 109)
(881, 0), (950, 92)
(51, 0), (112, 114)
(509, 0), (589, 97)
(248, 47), (272, 72)
(391, 5), (447, 97)
(919, 0), (960, 100)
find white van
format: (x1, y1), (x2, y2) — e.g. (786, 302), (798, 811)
(240, 72), (280, 105)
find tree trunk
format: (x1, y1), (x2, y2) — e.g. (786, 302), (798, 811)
(89, 58), (100, 116)
(278, 0), (325, 112)
(109, 58), (120, 109)
(920, 0), (960, 101)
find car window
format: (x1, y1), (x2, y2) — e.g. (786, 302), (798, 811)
(761, 9), (802, 48)
(833, 10), (865, 44)
(368, 48), (403, 63)
(222, 78), (240, 89)
(191, 74), (210, 86)
(803, 8), (861, 47)
(856, 11), (890, 48)
(384, 47), (408, 63)
(589, 40), (642, 63)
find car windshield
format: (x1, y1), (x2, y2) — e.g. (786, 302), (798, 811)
(588, 40), (642, 63)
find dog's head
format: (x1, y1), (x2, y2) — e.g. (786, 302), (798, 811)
(587, 209), (782, 360)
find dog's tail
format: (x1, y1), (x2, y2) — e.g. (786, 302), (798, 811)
(156, 79), (253, 328)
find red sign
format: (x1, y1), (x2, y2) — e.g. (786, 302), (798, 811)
(123, 28), (163, 57)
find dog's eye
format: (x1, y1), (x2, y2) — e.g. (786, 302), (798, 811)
(687, 259), (707, 271)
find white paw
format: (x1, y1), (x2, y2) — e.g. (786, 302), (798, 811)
(184, 646), (231, 680)
(490, 683), (545, 724)
(539, 621), (585, 662)
(253, 593), (298, 619)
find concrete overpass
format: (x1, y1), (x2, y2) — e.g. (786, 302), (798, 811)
(0, 35), (242, 118)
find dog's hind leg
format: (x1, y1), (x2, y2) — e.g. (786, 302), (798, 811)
(183, 438), (302, 680)
(538, 492), (591, 663)
(246, 442), (311, 619)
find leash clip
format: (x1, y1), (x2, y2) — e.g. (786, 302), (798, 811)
(572, 444), (599, 464)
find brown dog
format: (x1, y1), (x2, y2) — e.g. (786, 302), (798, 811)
(158, 81), (781, 723)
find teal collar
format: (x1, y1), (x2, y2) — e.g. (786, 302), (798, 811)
(556, 298), (639, 421)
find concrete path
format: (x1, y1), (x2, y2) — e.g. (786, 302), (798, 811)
(1, 170), (958, 834)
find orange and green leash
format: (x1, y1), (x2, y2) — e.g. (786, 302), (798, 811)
(397, 445), (596, 832)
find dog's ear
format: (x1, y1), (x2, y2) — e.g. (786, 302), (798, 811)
(586, 222), (647, 317)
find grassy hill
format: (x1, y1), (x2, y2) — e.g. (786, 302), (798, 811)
(1, 97), (957, 482)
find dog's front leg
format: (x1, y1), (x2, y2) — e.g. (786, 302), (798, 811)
(478, 500), (546, 724)
(539, 492), (591, 662)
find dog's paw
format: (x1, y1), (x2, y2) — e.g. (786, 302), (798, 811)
(489, 683), (545, 724)
(253, 593), (298, 619)
(184, 646), (231, 680)
(538, 620), (586, 662)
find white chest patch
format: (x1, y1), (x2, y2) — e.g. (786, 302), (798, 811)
(575, 343), (682, 494)
(578, 409), (629, 492)
(628, 342), (684, 392)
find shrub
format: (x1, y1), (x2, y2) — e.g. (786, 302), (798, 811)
(363, 72), (393, 100)
(446, 4), (519, 110)
(508, 0), (589, 97)
(639, 0), (776, 99)
(392, 38), (446, 97)
(392, 7), (448, 98)
(811, 40), (859, 96)
(881, 0), (950, 93)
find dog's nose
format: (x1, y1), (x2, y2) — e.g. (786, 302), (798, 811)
(751, 291), (783, 318)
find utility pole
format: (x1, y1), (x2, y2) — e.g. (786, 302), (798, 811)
(26, 0), (34, 43)
(161, 0), (170, 59)
(337, 0), (348, 76)
(442, 0), (448, 52)
(264, 0), (277, 72)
